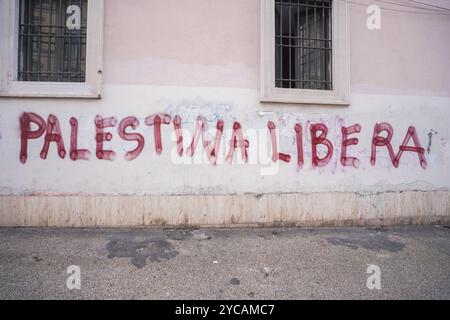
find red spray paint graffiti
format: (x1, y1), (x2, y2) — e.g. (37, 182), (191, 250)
(95, 115), (117, 161)
(371, 122), (427, 169)
(118, 116), (145, 161)
(179, 116), (225, 164)
(20, 112), (46, 164)
(70, 117), (91, 161)
(208, 120), (225, 165)
(18, 112), (428, 171)
(40, 114), (66, 160)
(341, 124), (362, 168)
(186, 116), (206, 157)
(145, 113), (171, 155)
(225, 122), (249, 163)
(267, 121), (291, 163)
(311, 123), (333, 167)
(173, 115), (183, 157)
(294, 124), (304, 168)
(394, 126), (427, 169)
(370, 122), (397, 167)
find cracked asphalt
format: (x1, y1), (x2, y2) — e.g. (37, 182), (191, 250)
(0, 225), (449, 299)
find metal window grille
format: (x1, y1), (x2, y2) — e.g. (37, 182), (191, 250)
(18, 0), (88, 82)
(275, 0), (332, 90)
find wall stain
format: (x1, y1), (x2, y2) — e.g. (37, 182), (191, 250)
(165, 229), (193, 241)
(427, 129), (437, 154)
(106, 231), (180, 268)
(255, 193), (264, 200)
(325, 232), (405, 252)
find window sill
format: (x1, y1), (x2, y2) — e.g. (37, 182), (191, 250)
(0, 81), (102, 99)
(260, 96), (349, 106)
(260, 88), (349, 106)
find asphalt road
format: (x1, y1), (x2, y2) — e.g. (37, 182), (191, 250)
(0, 225), (449, 299)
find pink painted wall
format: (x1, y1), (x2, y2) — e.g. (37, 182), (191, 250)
(350, 1), (450, 96)
(103, 0), (450, 96)
(103, 0), (259, 89)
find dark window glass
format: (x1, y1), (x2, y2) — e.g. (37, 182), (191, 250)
(275, 0), (332, 90)
(18, 0), (88, 82)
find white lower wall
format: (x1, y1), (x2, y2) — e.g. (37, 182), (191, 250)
(0, 85), (449, 226)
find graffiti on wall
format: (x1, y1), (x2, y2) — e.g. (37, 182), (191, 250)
(19, 112), (427, 170)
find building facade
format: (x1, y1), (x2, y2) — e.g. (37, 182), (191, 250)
(0, 0), (449, 227)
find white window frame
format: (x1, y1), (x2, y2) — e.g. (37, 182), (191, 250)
(260, 0), (349, 105)
(0, 0), (103, 98)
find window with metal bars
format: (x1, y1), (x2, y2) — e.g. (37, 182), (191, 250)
(275, 0), (332, 90)
(18, 0), (88, 82)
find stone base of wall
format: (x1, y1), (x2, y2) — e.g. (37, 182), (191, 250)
(0, 191), (449, 227)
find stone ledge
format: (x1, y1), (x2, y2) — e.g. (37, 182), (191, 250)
(0, 191), (449, 227)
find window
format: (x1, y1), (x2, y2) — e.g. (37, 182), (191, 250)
(18, 0), (88, 82)
(275, 0), (332, 90)
(0, 0), (103, 98)
(261, 0), (349, 105)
